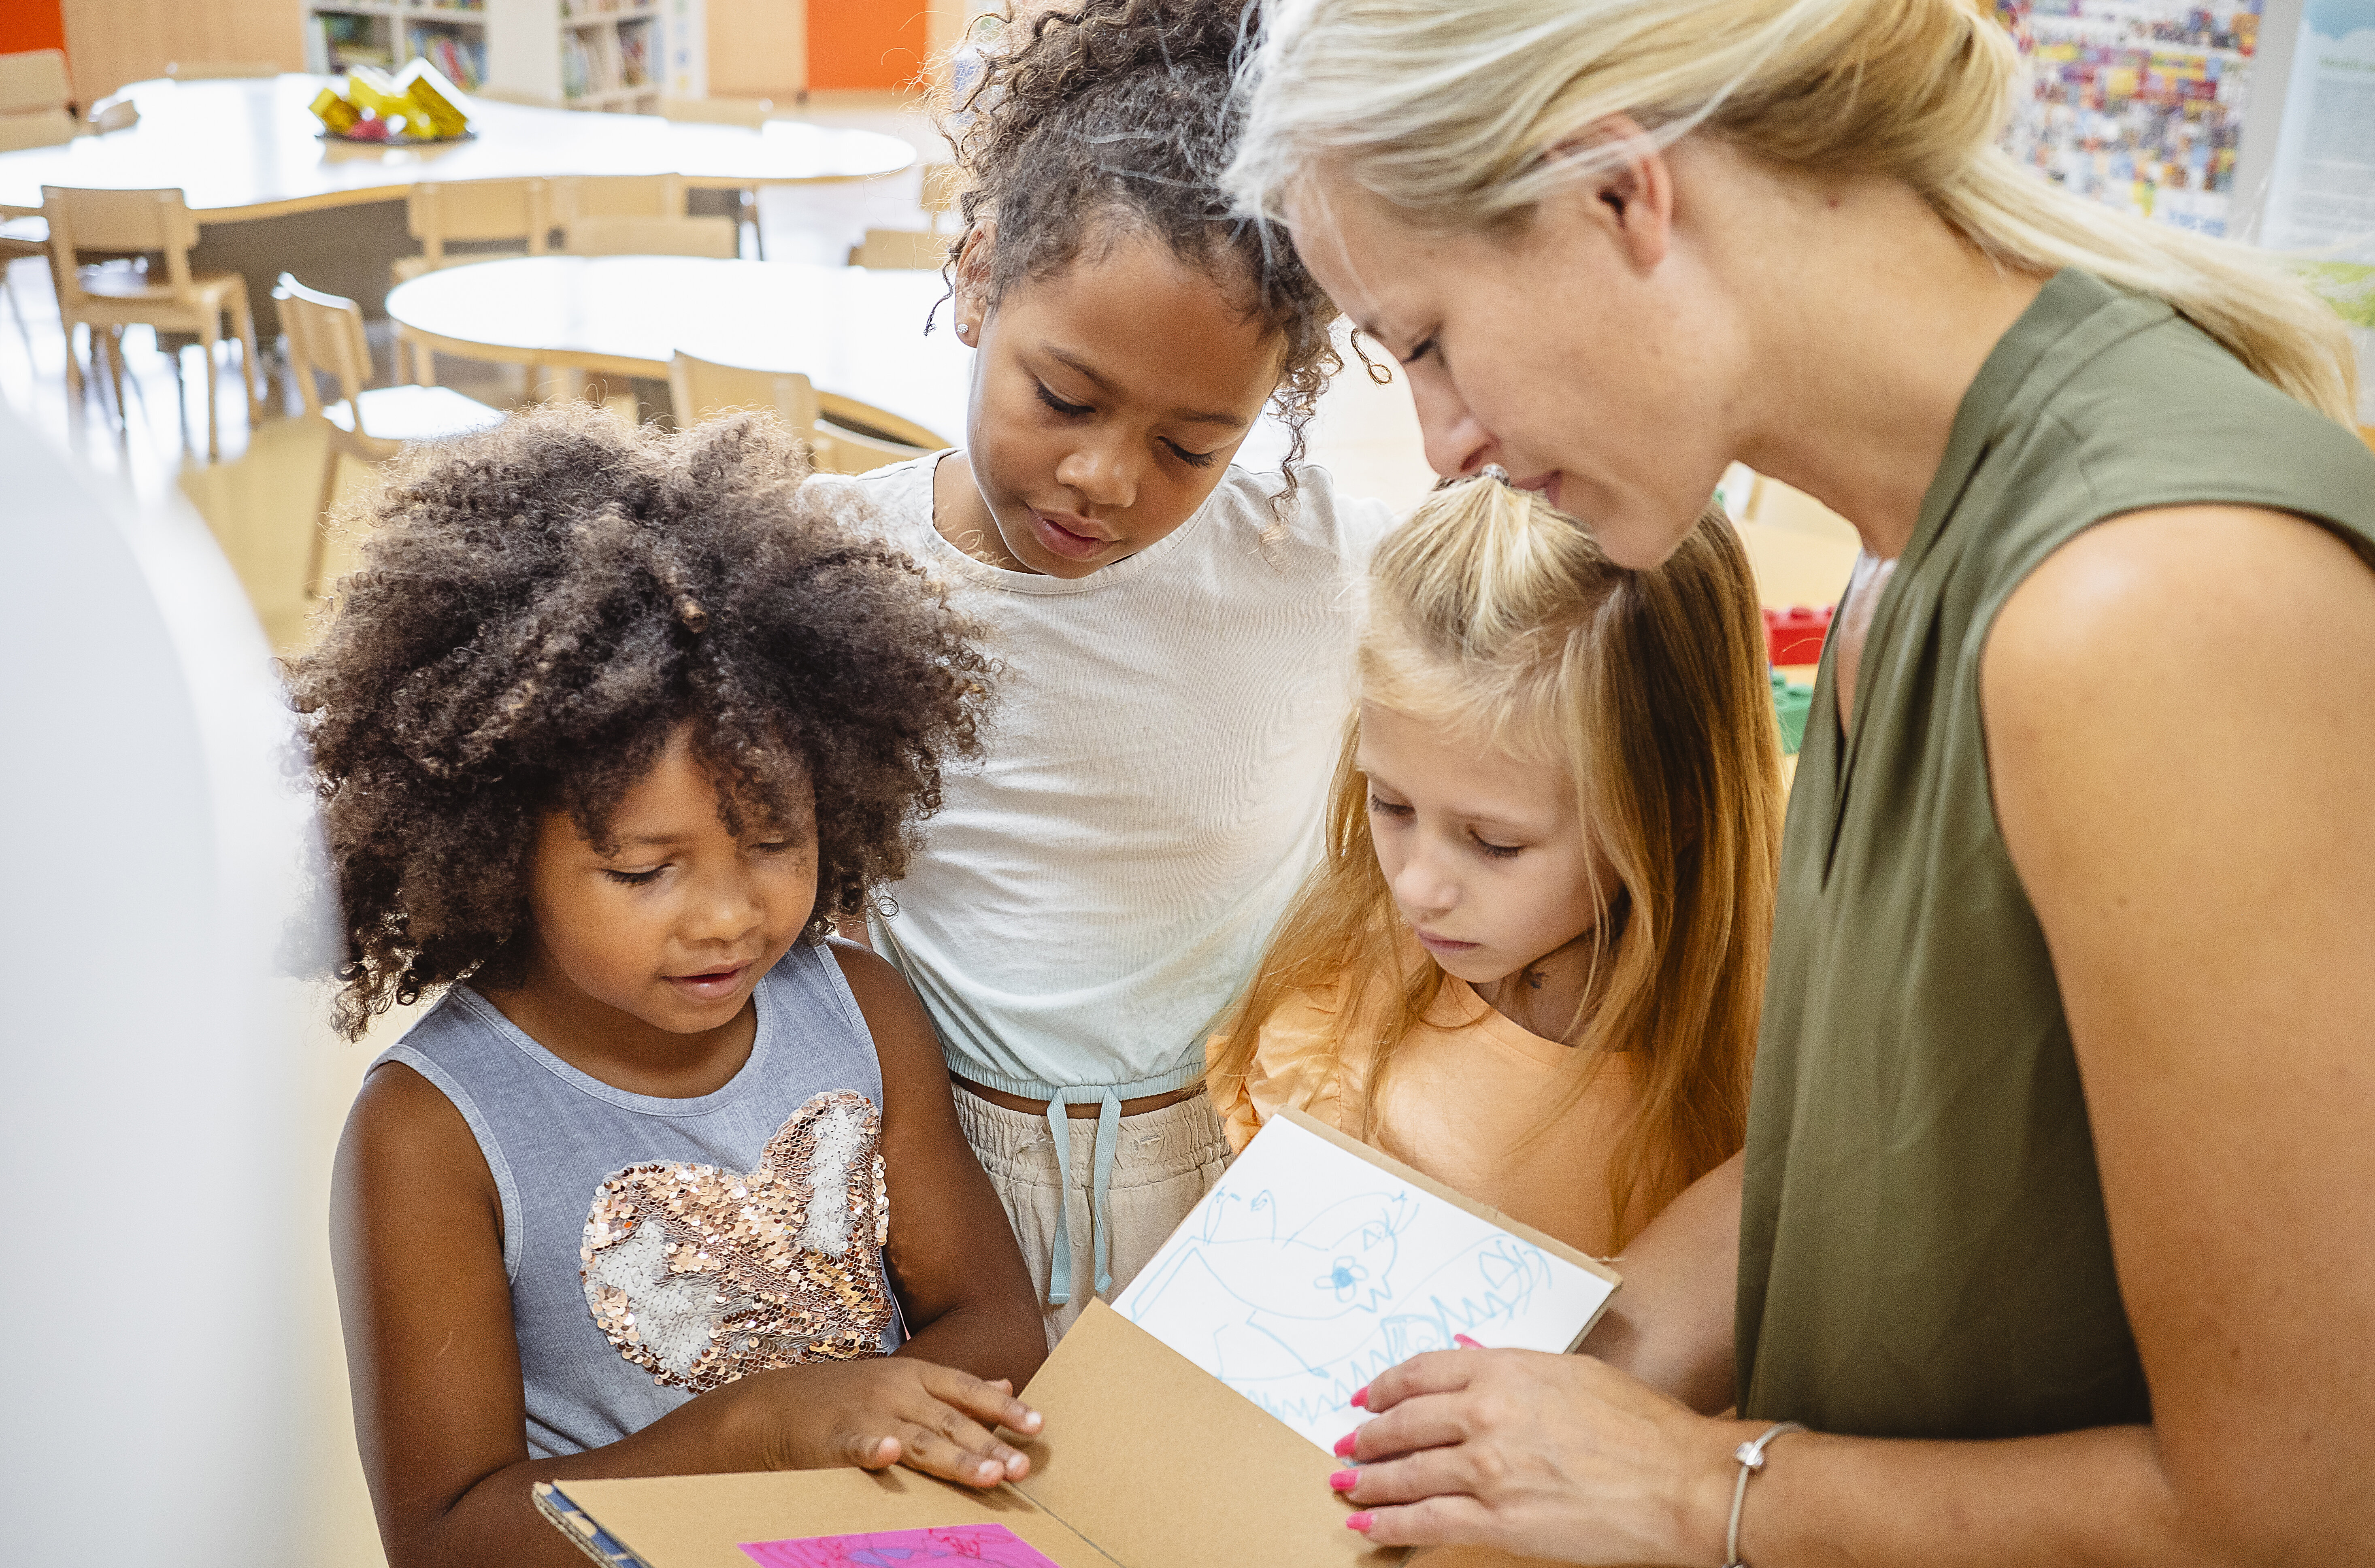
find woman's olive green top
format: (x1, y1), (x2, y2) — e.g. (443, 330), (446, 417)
(1737, 268), (2375, 1439)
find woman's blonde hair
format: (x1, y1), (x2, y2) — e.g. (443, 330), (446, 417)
(1209, 478), (1783, 1246)
(1228, 0), (2357, 422)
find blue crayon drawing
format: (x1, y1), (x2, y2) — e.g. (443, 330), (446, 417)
(1117, 1167), (1562, 1440)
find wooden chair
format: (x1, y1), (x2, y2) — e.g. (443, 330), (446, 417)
(0, 48), (70, 116)
(0, 109), (74, 152)
(164, 61), (283, 80)
(0, 213), (51, 331)
(550, 173), (688, 245)
(849, 228), (951, 270)
(45, 185), (266, 459)
(814, 391), (947, 468)
(660, 97), (769, 257)
(275, 272), (504, 594)
(394, 179), (553, 382)
(0, 215), (47, 269)
(0, 60), (83, 341)
(394, 178), (551, 284)
(668, 350), (944, 474)
(566, 214), (738, 258)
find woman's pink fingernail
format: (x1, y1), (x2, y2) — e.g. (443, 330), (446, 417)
(1330, 1468), (1360, 1491)
(1454, 1334), (1482, 1349)
(1333, 1430), (1358, 1457)
(1349, 1384), (1369, 1408)
(1345, 1512), (1375, 1532)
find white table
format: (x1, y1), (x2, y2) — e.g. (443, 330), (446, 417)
(0, 76), (918, 333)
(0, 76), (914, 219)
(385, 255), (970, 443)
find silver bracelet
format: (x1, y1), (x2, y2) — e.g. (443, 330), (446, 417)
(1720, 1420), (1806, 1568)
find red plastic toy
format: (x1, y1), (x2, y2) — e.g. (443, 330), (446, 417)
(1764, 604), (1833, 666)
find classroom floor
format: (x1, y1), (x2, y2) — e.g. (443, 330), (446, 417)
(0, 91), (1857, 1568)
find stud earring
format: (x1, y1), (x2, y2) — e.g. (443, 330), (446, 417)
(955, 321), (973, 339)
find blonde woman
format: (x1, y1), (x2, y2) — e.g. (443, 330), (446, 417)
(1226, 0), (2375, 1563)
(1207, 475), (1782, 1266)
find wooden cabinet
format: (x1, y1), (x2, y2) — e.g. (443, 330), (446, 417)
(61, 0), (306, 102)
(706, 0), (800, 101)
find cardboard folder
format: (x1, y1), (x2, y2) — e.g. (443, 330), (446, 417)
(537, 1300), (1400, 1568)
(536, 1109), (1620, 1568)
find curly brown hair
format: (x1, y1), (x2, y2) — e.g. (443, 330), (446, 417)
(289, 403), (994, 1040)
(942, 0), (1341, 511)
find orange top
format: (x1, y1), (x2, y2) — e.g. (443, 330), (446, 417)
(1207, 967), (1641, 1259)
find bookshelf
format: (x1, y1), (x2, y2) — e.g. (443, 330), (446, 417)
(305, 0), (702, 112)
(307, 1), (490, 90)
(558, 0), (662, 111)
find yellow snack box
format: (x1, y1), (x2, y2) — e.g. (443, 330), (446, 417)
(394, 57), (472, 139)
(309, 86), (361, 135)
(345, 67), (416, 135)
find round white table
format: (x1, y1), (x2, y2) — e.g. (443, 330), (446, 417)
(386, 255), (970, 444)
(0, 76), (919, 333)
(0, 76), (915, 219)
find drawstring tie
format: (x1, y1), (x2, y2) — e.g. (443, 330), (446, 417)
(1044, 1087), (1122, 1305)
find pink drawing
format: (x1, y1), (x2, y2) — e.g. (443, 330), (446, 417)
(738, 1523), (1066, 1567)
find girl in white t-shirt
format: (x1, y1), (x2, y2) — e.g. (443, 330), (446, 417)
(824, 0), (1390, 1344)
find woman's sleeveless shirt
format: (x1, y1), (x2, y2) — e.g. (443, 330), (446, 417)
(374, 940), (901, 1458)
(1737, 269), (2375, 1438)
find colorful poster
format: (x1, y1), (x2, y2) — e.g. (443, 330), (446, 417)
(1996, 0), (2266, 234)
(740, 1523), (1065, 1567)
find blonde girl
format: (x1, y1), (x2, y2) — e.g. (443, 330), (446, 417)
(1226, 0), (2375, 1562)
(1208, 474), (1781, 1262)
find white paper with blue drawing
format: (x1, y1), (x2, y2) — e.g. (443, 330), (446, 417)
(1110, 1109), (1620, 1454)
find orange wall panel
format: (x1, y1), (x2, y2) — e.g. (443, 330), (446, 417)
(808, 0), (928, 90)
(0, 0), (68, 59)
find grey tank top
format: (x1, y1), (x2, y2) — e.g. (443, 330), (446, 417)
(376, 939), (902, 1459)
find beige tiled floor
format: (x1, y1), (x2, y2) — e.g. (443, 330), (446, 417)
(0, 92), (1857, 1564)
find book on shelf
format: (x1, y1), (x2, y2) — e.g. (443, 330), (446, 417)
(321, 21), (396, 72)
(561, 28), (592, 97)
(618, 20), (650, 88)
(587, 23), (624, 94)
(415, 30), (485, 90)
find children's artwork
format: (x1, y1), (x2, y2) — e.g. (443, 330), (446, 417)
(739, 1523), (1064, 1567)
(1996, 0), (2264, 235)
(1111, 1112), (1618, 1454)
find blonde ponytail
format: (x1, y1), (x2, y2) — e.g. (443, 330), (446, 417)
(1233, 0), (2356, 421)
(1931, 152), (2354, 418)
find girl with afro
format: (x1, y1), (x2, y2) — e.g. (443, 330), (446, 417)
(296, 404), (1047, 1568)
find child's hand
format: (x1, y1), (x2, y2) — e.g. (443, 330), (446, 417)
(744, 1360), (1043, 1487)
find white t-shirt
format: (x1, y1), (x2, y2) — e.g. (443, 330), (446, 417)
(829, 453), (1394, 1101)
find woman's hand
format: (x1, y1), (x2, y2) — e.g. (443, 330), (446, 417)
(733, 1359), (1042, 1488)
(1333, 1345), (1747, 1563)
(736, 1349), (1045, 1492)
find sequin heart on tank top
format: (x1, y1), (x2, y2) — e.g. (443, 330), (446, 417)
(580, 1089), (893, 1392)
